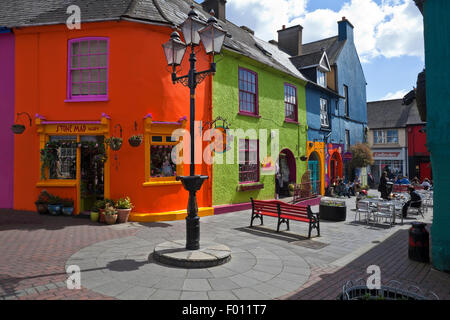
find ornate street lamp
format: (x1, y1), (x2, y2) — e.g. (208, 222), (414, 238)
(162, 6), (226, 250)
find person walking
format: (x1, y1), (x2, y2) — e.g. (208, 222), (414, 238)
(378, 171), (389, 200)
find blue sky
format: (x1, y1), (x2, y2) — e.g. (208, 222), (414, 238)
(222, 0), (424, 102)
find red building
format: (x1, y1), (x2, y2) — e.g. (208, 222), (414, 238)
(404, 91), (432, 181)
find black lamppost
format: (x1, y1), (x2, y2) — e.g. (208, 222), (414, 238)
(162, 6), (226, 250)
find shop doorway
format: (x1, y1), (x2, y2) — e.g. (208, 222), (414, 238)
(308, 152), (321, 195)
(80, 136), (105, 213)
(329, 151), (343, 184)
(277, 149), (296, 197)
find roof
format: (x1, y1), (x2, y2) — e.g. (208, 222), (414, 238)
(300, 36), (345, 65)
(406, 100), (425, 126)
(367, 99), (412, 129)
(0, 0), (308, 83)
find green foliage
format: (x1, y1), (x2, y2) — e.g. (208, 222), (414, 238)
(105, 136), (123, 151)
(349, 143), (374, 169)
(116, 197), (133, 209)
(104, 203), (117, 216)
(61, 198), (74, 207)
(48, 194), (62, 205)
(35, 189), (51, 204)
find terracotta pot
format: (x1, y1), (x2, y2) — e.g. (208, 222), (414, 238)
(99, 209), (106, 223)
(117, 208), (132, 223)
(105, 214), (118, 225)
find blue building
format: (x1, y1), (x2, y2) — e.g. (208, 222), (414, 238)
(276, 18), (368, 194)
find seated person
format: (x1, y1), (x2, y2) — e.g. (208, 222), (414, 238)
(412, 177), (420, 186)
(347, 181), (356, 197)
(397, 176), (411, 185)
(421, 178), (431, 190)
(402, 186), (422, 218)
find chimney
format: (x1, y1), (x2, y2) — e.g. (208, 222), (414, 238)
(338, 16), (354, 42)
(202, 0), (227, 21)
(277, 25), (303, 56)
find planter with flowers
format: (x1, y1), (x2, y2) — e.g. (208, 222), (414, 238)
(104, 203), (118, 225)
(35, 190), (51, 214)
(47, 194), (63, 215)
(116, 197), (134, 223)
(105, 136), (123, 151)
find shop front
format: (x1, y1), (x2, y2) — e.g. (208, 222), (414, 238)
(306, 141), (325, 195)
(371, 148), (407, 182)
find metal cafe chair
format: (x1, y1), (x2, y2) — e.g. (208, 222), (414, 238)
(373, 203), (395, 228)
(355, 200), (371, 224)
(407, 200), (425, 219)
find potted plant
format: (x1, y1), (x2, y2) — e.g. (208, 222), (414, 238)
(104, 203), (118, 225)
(90, 202), (100, 222)
(288, 184), (295, 196)
(105, 136), (123, 151)
(95, 199), (115, 223)
(11, 124), (26, 134)
(35, 190), (51, 214)
(128, 134), (143, 147)
(61, 198), (74, 216)
(116, 197), (134, 223)
(47, 195), (63, 215)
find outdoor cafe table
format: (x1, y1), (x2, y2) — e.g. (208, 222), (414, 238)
(359, 196), (409, 225)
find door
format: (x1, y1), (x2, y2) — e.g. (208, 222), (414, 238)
(80, 136), (105, 212)
(308, 160), (319, 195)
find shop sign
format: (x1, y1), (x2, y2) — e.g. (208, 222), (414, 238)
(55, 124), (101, 133)
(373, 151), (400, 159)
(343, 152), (353, 160)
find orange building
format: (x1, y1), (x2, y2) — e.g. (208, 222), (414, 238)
(10, 4), (213, 221)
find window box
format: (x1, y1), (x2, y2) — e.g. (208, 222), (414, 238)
(237, 183), (264, 192)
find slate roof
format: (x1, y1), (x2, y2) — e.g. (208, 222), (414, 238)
(367, 99), (412, 129)
(0, 0), (308, 83)
(290, 51), (324, 69)
(300, 36), (345, 65)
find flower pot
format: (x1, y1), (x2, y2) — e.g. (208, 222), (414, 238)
(99, 209), (106, 223)
(11, 124), (25, 134)
(117, 208), (132, 223)
(35, 203), (48, 214)
(62, 206), (74, 216)
(105, 214), (118, 225)
(48, 204), (62, 215)
(90, 211), (99, 222)
(110, 141), (122, 151)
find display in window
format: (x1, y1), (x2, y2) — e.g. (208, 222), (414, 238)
(150, 145), (177, 178)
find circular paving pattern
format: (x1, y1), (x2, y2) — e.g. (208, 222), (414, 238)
(66, 226), (311, 300)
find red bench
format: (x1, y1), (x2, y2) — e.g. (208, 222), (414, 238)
(250, 198), (320, 238)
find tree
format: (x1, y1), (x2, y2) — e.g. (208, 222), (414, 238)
(349, 143), (374, 168)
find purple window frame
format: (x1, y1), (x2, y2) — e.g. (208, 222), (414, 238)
(238, 139), (260, 184)
(66, 37), (109, 102)
(238, 67), (259, 116)
(284, 83), (298, 122)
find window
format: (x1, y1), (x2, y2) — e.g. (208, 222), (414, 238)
(320, 98), (329, 127)
(49, 136), (77, 179)
(150, 138), (178, 178)
(317, 69), (326, 87)
(67, 37), (109, 101)
(387, 130), (399, 144)
(284, 83), (298, 121)
(345, 130), (350, 151)
(239, 139), (259, 183)
(344, 85), (349, 117)
(374, 130), (398, 144)
(238, 68), (258, 115)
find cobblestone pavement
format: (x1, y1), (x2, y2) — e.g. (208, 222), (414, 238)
(1, 191), (449, 300)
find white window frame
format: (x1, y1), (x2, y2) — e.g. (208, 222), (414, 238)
(317, 69), (326, 87)
(320, 98), (329, 128)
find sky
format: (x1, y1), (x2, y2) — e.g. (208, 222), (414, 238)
(218, 0), (424, 102)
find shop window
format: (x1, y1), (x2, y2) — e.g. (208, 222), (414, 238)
(150, 143), (177, 178)
(239, 139), (259, 183)
(48, 136), (77, 179)
(284, 83), (298, 122)
(238, 67), (258, 115)
(67, 37), (109, 102)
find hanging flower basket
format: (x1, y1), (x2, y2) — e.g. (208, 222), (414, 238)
(128, 135), (143, 147)
(105, 136), (123, 151)
(11, 124), (26, 134)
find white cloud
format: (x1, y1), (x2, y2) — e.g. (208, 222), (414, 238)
(381, 89), (409, 100)
(227, 0), (424, 63)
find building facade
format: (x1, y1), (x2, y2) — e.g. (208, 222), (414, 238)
(367, 99), (409, 183)
(1, 0), (215, 221)
(280, 18), (368, 194)
(415, 0), (450, 271)
(0, 28), (15, 209)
